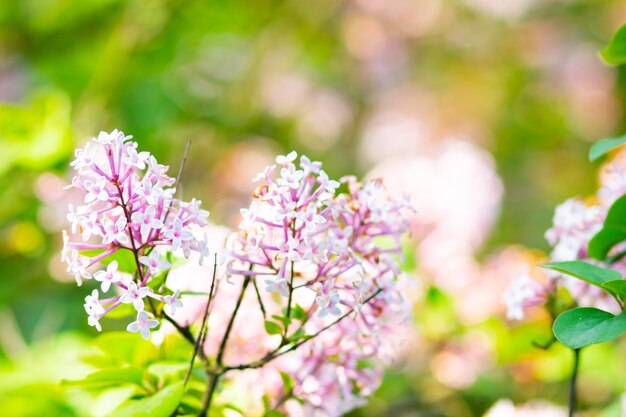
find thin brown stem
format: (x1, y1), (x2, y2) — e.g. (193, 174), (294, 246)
(252, 278), (267, 318)
(216, 275), (251, 367)
(283, 260), (295, 338)
(222, 288), (382, 372)
(184, 254), (218, 386)
(568, 348), (581, 417)
(200, 373), (221, 416)
(201, 274), (252, 414)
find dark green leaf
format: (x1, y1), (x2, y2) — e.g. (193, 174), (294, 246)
(288, 328), (305, 342)
(589, 136), (626, 161)
(146, 271), (168, 291)
(603, 279), (626, 301)
(540, 261), (621, 289)
(589, 194), (626, 260)
(553, 307), (626, 349)
(111, 382), (184, 417)
(264, 320), (282, 336)
(600, 24), (626, 65)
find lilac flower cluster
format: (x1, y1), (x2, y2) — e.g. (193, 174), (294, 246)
(62, 130), (209, 337)
(226, 151), (409, 318)
(224, 152), (412, 415)
(504, 153), (626, 320)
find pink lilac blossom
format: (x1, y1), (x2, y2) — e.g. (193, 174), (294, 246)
(538, 149), (626, 316)
(62, 130), (209, 337)
(218, 151), (412, 416)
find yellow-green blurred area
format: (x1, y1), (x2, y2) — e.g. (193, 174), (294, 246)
(2, 0), (626, 416)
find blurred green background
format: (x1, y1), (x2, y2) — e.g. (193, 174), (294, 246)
(2, 0), (626, 416)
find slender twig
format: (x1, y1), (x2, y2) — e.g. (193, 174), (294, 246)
(200, 274), (252, 414)
(163, 140), (192, 225)
(216, 275), (251, 367)
(183, 254), (219, 386)
(222, 288), (383, 372)
(200, 373), (221, 417)
(162, 313), (195, 344)
(568, 348), (581, 417)
(252, 278), (267, 318)
(284, 260), (295, 338)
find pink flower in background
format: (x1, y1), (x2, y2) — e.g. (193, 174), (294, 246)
(483, 399), (565, 417)
(367, 140), (503, 292)
(503, 266), (548, 321)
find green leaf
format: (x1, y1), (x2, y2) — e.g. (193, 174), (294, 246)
(223, 404), (246, 416)
(600, 24), (626, 65)
(80, 249), (137, 273)
(278, 371), (294, 392)
(104, 303), (136, 319)
(292, 304), (307, 321)
(146, 271), (168, 292)
(179, 291), (210, 296)
(589, 194), (626, 260)
(553, 307), (626, 349)
(147, 362), (188, 380)
(603, 279), (626, 301)
(91, 386), (137, 417)
(265, 411), (286, 417)
(62, 367), (145, 389)
(264, 320), (282, 336)
(540, 261), (622, 288)
(111, 382), (184, 417)
(589, 136), (626, 161)
(271, 314), (292, 328)
(288, 328), (305, 342)
(93, 332), (159, 367)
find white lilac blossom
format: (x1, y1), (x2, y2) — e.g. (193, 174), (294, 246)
(63, 130), (209, 338)
(223, 151), (412, 416)
(127, 311), (160, 340)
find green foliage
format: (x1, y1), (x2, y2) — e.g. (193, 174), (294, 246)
(264, 320), (283, 336)
(0, 92), (73, 175)
(600, 24), (626, 65)
(291, 304), (307, 321)
(540, 261), (622, 288)
(588, 194), (626, 260)
(553, 307), (626, 349)
(62, 367), (146, 389)
(589, 136), (626, 161)
(602, 280), (626, 302)
(112, 381), (184, 417)
(92, 332), (159, 367)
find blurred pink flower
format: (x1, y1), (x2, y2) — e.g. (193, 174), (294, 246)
(484, 399), (565, 417)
